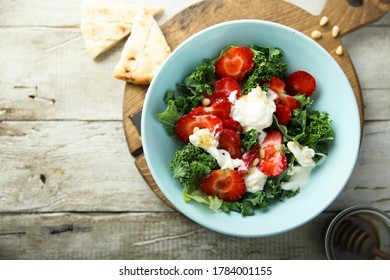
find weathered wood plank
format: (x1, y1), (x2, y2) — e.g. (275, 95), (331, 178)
(0, 0), (202, 27)
(0, 212), (336, 259)
(1, 0), (387, 27)
(330, 121), (390, 210)
(0, 121), (170, 212)
(0, 27), (126, 121)
(363, 89), (390, 121)
(342, 26), (390, 89)
(0, 121), (389, 212)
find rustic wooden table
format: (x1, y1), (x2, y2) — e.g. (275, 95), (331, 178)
(0, 0), (389, 260)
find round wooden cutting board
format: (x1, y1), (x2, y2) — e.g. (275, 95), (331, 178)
(123, 0), (390, 209)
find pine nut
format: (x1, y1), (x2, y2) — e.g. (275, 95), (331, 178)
(260, 149), (265, 158)
(336, 45), (343, 56)
(319, 16), (329, 26)
(332, 25), (340, 38)
(252, 158), (260, 166)
(311, 30), (322, 39)
(201, 98), (211, 106)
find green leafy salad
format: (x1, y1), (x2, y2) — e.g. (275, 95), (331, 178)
(156, 45), (334, 216)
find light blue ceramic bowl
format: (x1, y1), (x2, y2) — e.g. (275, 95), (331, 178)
(141, 20), (361, 237)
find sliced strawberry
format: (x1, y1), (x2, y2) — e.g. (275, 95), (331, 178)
(275, 105), (292, 125)
(190, 98), (232, 120)
(284, 95), (301, 112)
(217, 129), (242, 159)
(258, 130), (287, 177)
(268, 76), (285, 94)
(188, 106), (206, 116)
(204, 90), (240, 104)
(285, 70), (316, 97)
(207, 99), (232, 120)
(269, 77), (301, 113)
(215, 46), (254, 81)
(175, 114), (222, 143)
(261, 130), (283, 151)
(201, 169), (246, 202)
(203, 91), (228, 104)
(222, 119), (243, 133)
(214, 77), (242, 96)
(238, 144), (260, 173)
(258, 152), (287, 177)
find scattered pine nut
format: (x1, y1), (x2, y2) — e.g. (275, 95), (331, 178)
(260, 149), (265, 159)
(252, 158), (260, 167)
(319, 16), (329, 26)
(201, 98), (211, 106)
(311, 30), (322, 39)
(332, 25), (340, 38)
(193, 126), (200, 133)
(336, 45), (343, 56)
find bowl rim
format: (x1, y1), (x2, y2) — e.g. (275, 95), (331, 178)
(141, 19), (361, 237)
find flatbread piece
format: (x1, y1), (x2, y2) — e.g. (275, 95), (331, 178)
(112, 8), (171, 85)
(80, 0), (163, 59)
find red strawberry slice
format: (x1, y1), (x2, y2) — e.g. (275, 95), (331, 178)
(261, 130), (283, 151)
(275, 105), (292, 125)
(238, 144), (260, 173)
(190, 98), (232, 120)
(285, 70), (316, 97)
(284, 95), (301, 112)
(204, 90), (240, 104)
(203, 91), (229, 104)
(203, 77), (241, 104)
(269, 77), (301, 113)
(258, 152), (287, 177)
(214, 77), (242, 96)
(217, 129), (242, 159)
(222, 119), (243, 133)
(258, 130), (287, 177)
(201, 169), (246, 202)
(215, 46), (255, 81)
(268, 76), (285, 94)
(175, 114), (223, 143)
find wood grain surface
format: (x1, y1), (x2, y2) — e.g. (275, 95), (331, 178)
(123, 0), (390, 208)
(0, 0), (389, 260)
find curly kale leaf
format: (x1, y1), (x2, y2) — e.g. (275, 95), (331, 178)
(170, 143), (219, 189)
(243, 46), (287, 93)
(220, 170), (298, 216)
(156, 100), (181, 137)
(221, 191), (269, 216)
(274, 95), (334, 152)
(242, 128), (260, 151)
(157, 60), (215, 135)
(176, 59), (215, 109)
(299, 111), (334, 150)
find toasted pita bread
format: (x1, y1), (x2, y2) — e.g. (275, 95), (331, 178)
(112, 8), (171, 85)
(80, 0), (163, 59)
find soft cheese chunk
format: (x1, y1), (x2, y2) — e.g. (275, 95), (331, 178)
(287, 141), (315, 167)
(231, 86), (277, 132)
(189, 128), (243, 170)
(244, 167), (268, 193)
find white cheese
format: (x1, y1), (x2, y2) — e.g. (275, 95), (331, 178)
(189, 128), (243, 170)
(231, 86), (277, 132)
(281, 165), (314, 191)
(287, 141), (316, 167)
(244, 167), (268, 193)
(282, 143), (328, 191)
